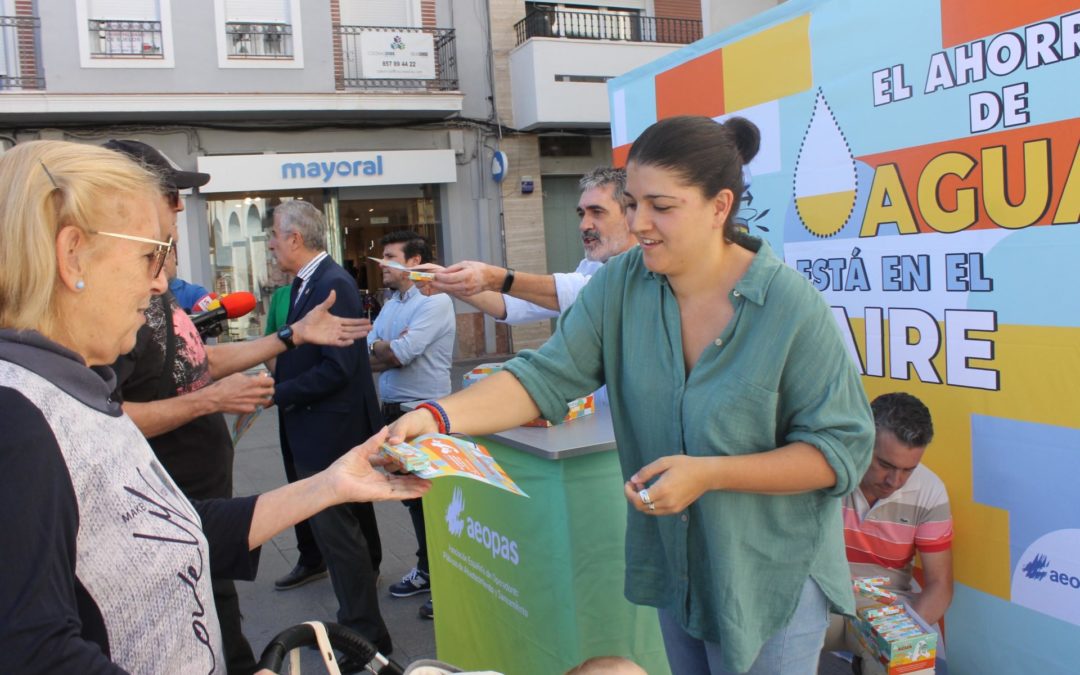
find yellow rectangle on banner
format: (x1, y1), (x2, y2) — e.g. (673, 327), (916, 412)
(722, 14), (812, 112)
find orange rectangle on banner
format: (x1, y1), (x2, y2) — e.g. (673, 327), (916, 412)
(655, 49), (725, 120)
(940, 0), (1075, 47)
(612, 143), (631, 168)
(722, 14), (812, 113)
(856, 118), (1080, 234)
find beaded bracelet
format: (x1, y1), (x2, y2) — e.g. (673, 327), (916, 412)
(416, 401), (450, 435)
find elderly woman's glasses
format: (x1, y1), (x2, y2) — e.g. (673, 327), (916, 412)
(89, 230), (175, 279)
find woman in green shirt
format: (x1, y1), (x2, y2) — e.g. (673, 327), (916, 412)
(390, 116), (873, 674)
(264, 283), (293, 336)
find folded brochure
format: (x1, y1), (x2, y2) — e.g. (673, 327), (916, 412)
(231, 406), (264, 446)
(380, 434), (528, 497)
(366, 256), (434, 281)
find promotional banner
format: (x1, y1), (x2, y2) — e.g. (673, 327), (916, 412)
(609, 1), (1079, 672)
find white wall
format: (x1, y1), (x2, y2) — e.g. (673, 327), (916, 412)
(510, 37), (681, 129)
(702, 0), (782, 34)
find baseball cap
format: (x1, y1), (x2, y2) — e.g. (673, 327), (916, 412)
(103, 139), (211, 190)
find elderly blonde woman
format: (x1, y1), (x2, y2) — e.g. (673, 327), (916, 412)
(0, 140), (429, 674)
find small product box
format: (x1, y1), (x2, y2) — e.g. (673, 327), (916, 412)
(462, 363), (595, 427)
(520, 393), (595, 427)
(846, 602), (937, 675)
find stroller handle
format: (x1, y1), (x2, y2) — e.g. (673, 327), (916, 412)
(257, 621), (404, 675)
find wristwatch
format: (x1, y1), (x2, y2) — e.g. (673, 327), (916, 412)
(276, 324), (296, 350)
(501, 267), (516, 293)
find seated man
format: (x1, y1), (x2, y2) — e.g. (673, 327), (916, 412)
(830, 392), (953, 671)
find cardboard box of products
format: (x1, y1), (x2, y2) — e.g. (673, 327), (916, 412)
(845, 603), (936, 675)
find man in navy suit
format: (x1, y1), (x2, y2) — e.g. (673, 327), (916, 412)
(268, 200), (392, 655)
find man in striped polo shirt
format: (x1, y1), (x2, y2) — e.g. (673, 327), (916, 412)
(843, 392), (954, 626)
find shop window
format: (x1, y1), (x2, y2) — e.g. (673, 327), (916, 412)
(205, 188), (441, 341)
(206, 191), (324, 341)
(338, 191), (440, 303)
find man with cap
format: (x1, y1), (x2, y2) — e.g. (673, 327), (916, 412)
(102, 142), (213, 312)
(107, 140), (368, 674)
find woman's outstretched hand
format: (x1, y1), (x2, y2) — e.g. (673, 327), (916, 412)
(324, 427), (431, 504)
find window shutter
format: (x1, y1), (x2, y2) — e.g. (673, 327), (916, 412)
(339, 0), (414, 27)
(88, 0), (160, 21)
(224, 0), (290, 23)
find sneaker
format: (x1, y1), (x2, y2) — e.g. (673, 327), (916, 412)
(389, 567), (431, 597)
(274, 563), (328, 591)
(419, 598), (433, 620)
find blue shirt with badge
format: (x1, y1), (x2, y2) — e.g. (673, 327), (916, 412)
(371, 285), (455, 403)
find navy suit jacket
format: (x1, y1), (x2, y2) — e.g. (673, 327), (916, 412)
(274, 256), (383, 472)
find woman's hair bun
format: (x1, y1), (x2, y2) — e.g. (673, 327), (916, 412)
(724, 116), (760, 165)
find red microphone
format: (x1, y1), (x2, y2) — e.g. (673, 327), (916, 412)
(190, 291), (257, 337)
(218, 291), (257, 318)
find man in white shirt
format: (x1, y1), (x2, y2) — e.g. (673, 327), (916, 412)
(368, 231), (456, 620)
(425, 167), (633, 323)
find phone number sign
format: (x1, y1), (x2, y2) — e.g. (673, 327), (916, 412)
(358, 31), (436, 80)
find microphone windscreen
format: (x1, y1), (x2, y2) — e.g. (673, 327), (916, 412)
(220, 291), (257, 319)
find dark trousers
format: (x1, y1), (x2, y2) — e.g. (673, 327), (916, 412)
(279, 432), (383, 573)
(213, 577), (258, 675)
(383, 402), (428, 574)
(406, 497), (428, 574)
(279, 431), (324, 569)
(297, 463), (390, 648)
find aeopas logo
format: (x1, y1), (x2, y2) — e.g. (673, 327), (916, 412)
(1011, 530), (1080, 627)
(444, 487), (520, 565)
(446, 487), (465, 536)
(1021, 552), (1080, 589)
(1023, 553), (1049, 581)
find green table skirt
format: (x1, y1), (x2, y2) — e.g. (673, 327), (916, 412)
(423, 435), (670, 674)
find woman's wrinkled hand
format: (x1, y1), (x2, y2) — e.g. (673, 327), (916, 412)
(324, 427), (430, 504)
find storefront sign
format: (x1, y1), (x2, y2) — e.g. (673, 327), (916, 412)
(197, 149), (456, 193)
(280, 156), (383, 182)
(611, 2), (1079, 674)
(358, 31), (436, 80)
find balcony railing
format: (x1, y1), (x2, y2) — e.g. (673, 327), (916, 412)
(337, 25), (457, 91)
(1, 15), (44, 89)
(226, 22), (293, 59)
(514, 9), (702, 46)
(88, 19), (163, 58)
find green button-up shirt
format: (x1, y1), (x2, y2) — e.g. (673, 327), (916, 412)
(503, 240), (873, 672)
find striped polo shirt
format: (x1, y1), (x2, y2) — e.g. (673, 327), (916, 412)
(844, 463), (953, 594)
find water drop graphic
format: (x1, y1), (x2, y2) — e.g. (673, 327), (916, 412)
(794, 89), (857, 238)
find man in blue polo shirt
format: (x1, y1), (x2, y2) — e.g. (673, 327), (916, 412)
(368, 230), (456, 620)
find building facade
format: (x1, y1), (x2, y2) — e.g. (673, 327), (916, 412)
(1, 0), (715, 355)
(484, 0), (704, 348)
